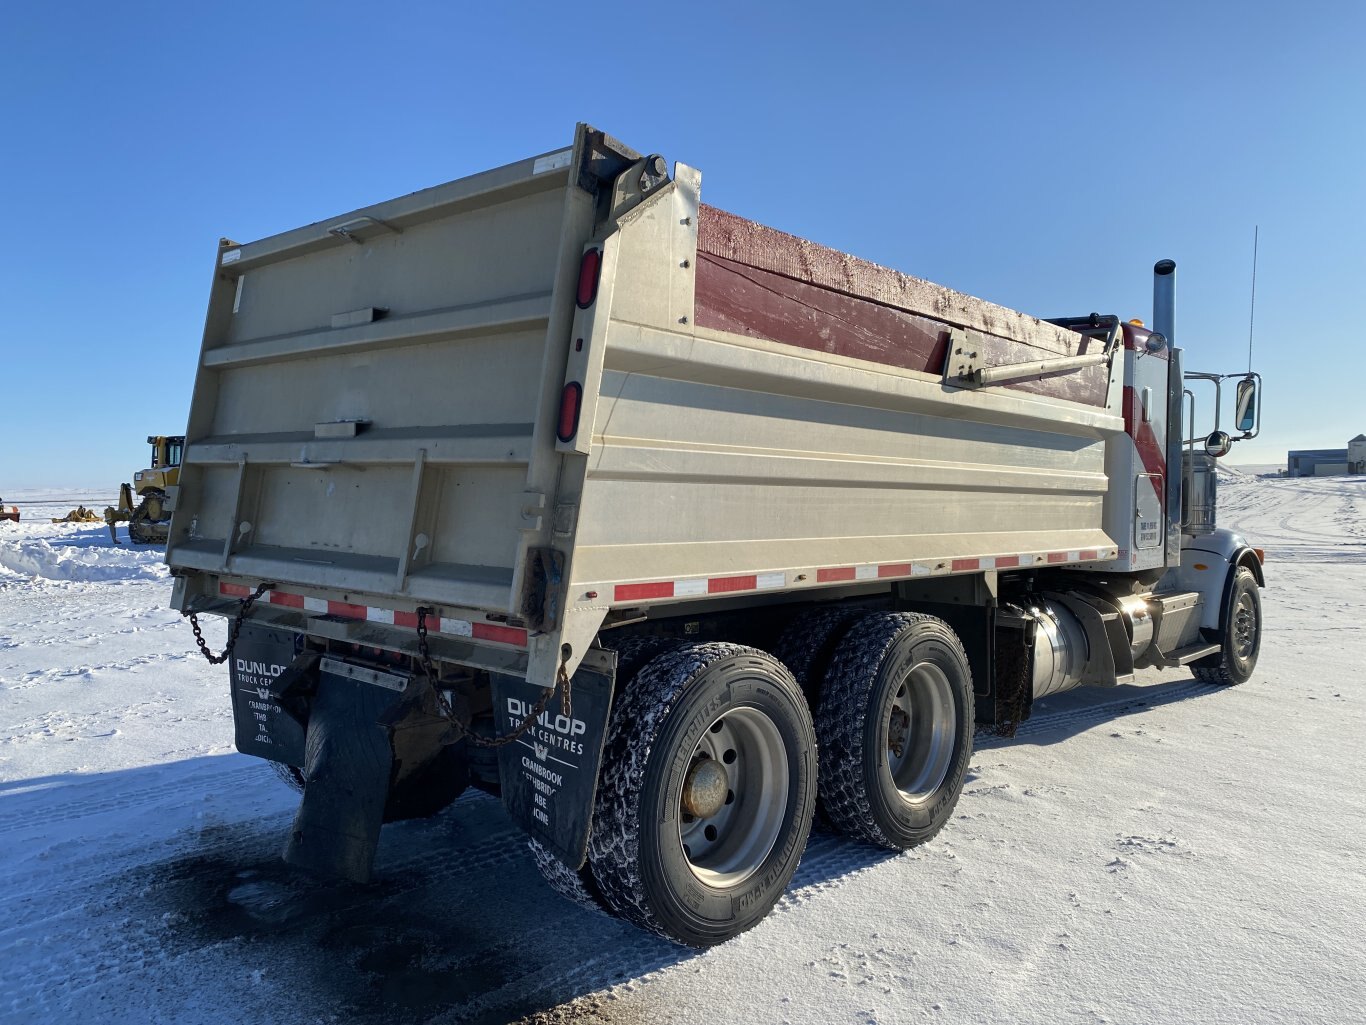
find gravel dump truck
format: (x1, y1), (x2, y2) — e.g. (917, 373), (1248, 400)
(167, 124), (1265, 947)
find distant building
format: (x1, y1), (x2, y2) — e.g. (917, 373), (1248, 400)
(1288, 445), (1355, 477)
(1351, 435), (1366, 475)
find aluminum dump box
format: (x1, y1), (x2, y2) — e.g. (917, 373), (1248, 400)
(168, 124), (1121, 687)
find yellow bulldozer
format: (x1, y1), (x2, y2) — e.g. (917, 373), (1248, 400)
(105, 435), (184, 545)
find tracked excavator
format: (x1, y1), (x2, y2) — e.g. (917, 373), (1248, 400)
(105, 436), (183, 545)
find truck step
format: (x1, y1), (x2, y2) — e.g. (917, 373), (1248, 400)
(1165, 641), (1221, 666)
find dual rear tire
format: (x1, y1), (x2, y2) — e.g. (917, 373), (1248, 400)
(588, 643), (817, 947)
(532, 613), (974, 947)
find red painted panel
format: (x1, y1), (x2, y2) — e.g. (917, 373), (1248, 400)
(697, 252), (949, 374)
(695, 206), (1110, 407)
(328, 602), (369, 620)
(816, 567), (856, 583)
(708, 574), (758, 594)
(472, 623), (530, 647)
(394, 610), (420, 629)
(994, 556), (1021, 568)
(951, 558), (980, 572)
(878, 563), (913, 577)
(269, 591), (305, 609)
(1047, 553), (1069, 564)
(615, 581), (675, 602)
(220, 582), (249, 598)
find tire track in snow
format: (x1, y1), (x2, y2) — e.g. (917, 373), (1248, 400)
(976, 678), (1224, 750)
(0, 761), (262, 837)
(0, 797), (539, 1019)
(0, 776), (919, 1025)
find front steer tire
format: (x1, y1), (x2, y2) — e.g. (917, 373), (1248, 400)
(1192, 566), (1262, 685)
(817, 613), (974, 850)
(587, 642), (817, 947)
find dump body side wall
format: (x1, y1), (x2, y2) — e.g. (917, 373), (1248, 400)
(566, 201), (1125, 612)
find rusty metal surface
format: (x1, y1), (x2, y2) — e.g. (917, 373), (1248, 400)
(694, 206), (1108, 407)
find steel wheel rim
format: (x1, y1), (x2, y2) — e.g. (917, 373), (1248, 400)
(1233, 592), (1258, 660)
(678, 707), (789, 889)
(884, 661), (956, 804)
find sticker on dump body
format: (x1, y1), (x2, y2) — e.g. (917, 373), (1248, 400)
(491, 665), (613, 869)
(532, 149), (572, 175)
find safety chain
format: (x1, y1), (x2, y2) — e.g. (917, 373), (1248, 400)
(416, 606), (571, 749)
(187, 581), (276, 665)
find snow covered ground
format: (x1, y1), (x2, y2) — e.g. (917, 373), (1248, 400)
(1, 474), (1363, 1025)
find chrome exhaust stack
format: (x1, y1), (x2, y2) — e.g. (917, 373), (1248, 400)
(1153, 258), (1176, 346)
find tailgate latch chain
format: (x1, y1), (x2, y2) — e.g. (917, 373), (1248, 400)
(416, 607), (572, 749)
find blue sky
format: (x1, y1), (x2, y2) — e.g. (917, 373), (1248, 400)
(2, 1), (1361, 486)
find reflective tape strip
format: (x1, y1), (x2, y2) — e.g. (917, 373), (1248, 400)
(473, 623), (530, 646)
(609, 549), (1120, 606)
(615, 581), (674, 602)
(214, 583), (527, 647)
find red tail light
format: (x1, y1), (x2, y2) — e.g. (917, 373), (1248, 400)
(576, 248), (602, 308)
(557, 381), (583, 442)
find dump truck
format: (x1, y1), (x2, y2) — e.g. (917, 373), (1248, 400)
(166, 124), (1265, 947)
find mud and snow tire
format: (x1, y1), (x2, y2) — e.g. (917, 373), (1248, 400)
(773, 605), (868, 705)
(1193, 566), (1262, 685)
(526, 636), (687, 917)
(587, 642), (817, 947)
(816, 613), (973, 849)
(527, 838), (608, 913)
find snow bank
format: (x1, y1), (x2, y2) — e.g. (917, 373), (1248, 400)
(0, 526), (167, 583)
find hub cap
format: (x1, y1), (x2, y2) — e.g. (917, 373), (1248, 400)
(885, 662), (956, 804)
(1233, 592), (1258, 661)
(678, 707), (789, 888)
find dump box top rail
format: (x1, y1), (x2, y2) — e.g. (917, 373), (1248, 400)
(169, 124), (1124, 686)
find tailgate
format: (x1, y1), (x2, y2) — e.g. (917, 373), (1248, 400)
(167, 127), (631, 622)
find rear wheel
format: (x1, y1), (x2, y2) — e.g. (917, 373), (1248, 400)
(817, 613), (973, 849)
(1193, 566), (1262, 685)
(527, 635), (686, 916)
(773, 605), (867, 705)
(587, 642), (817, 947)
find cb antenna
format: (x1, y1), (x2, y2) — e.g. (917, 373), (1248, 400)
(1247, 225), (1259, 373)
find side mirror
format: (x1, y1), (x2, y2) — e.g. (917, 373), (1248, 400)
(1235, 377), (1258, 434)
(1205, 430), (1233, 458)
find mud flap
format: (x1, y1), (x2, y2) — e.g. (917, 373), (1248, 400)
(228, 625), (312, 766)
(490, 665), (613, 870)
(282, 660), (410, 883)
